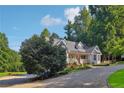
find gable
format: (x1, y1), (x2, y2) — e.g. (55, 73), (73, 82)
(91, 46), (102, 55)
(78, 42), (83, 48)
(75, 42), (83, 49)
(56, 39), (67, 49)
(95, 46), (100, 52)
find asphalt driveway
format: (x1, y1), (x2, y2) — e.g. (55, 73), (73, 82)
(1, 65), (124, 88)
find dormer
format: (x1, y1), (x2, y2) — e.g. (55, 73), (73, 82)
(91, 46), (102, 55)
(75, 42), (84, 49)
(95, 46), (100, 52)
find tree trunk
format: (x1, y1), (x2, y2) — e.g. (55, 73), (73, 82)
(111, 55), (114, 63)
(108, 55), (110, 61)
(102, 55), (107, 63)
(115, 56), (116, 62)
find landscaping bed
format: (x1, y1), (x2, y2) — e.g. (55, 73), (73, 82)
(57, 64), (91, 76)
(107, 69), (124, 88)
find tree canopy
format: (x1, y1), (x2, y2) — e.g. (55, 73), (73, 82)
(40, 28), (50, 38)
(0, 32), (24, 72)
(20, 30), (66, 77)
(89, 5), (124, 56)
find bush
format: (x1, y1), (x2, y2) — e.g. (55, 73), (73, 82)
(20, 35), (66, 78)
(58, 64), (91, 75)
(58, 67), (73, 75)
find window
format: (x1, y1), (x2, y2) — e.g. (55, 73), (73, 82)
(81, 55), (86, 59)
(94, 55), (96, 60)
(69, 54), (74, 58)
(96, 47), (99, 51)
(98, 55), (100, 61)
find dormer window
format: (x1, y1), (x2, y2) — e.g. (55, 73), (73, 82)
(78, 43), (82, 48)
(96, 47), (99, 51)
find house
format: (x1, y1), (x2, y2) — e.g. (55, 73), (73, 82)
(53, 38), (102, 65)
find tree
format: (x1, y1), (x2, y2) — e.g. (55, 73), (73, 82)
(51, 32), (59, 39)
(20, 33), (66, 77)
(64, 20), (76, 41)
(0, 32), (8, 48)
(40, 28), (50, 38)
(89, 5), (124, 60)
(65, 6), (92, 46)
(0, 32), (24, 72)
(73, 6), (92, 45)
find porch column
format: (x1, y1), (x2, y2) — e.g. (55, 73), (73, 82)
(66, 51), (69, 64)
(77, 52), (81, 65)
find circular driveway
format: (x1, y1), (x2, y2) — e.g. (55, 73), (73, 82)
(1, 65), (124, 88)
(39, 65), (124, 88)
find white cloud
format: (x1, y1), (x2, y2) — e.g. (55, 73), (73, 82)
(64, 7), (80, 23)
(41, 15), (65, 26)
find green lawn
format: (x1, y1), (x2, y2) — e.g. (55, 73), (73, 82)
(0, 72), (27, 77)
(108, 69), (124, 88)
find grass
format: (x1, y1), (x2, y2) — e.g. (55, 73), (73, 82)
(107, 69), (124, 88)
(93, 63), (110, 66)
(0, 72), (27, 77)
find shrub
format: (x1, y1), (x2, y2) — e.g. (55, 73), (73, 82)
(20, 35), (66, 77)
(57, 67), (73, 75)
(58, 64), (91, 75)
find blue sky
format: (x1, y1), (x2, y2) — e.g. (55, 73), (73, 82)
(0, 5), (83, 51)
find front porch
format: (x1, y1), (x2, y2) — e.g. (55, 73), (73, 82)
(66, 51), (89, 65)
